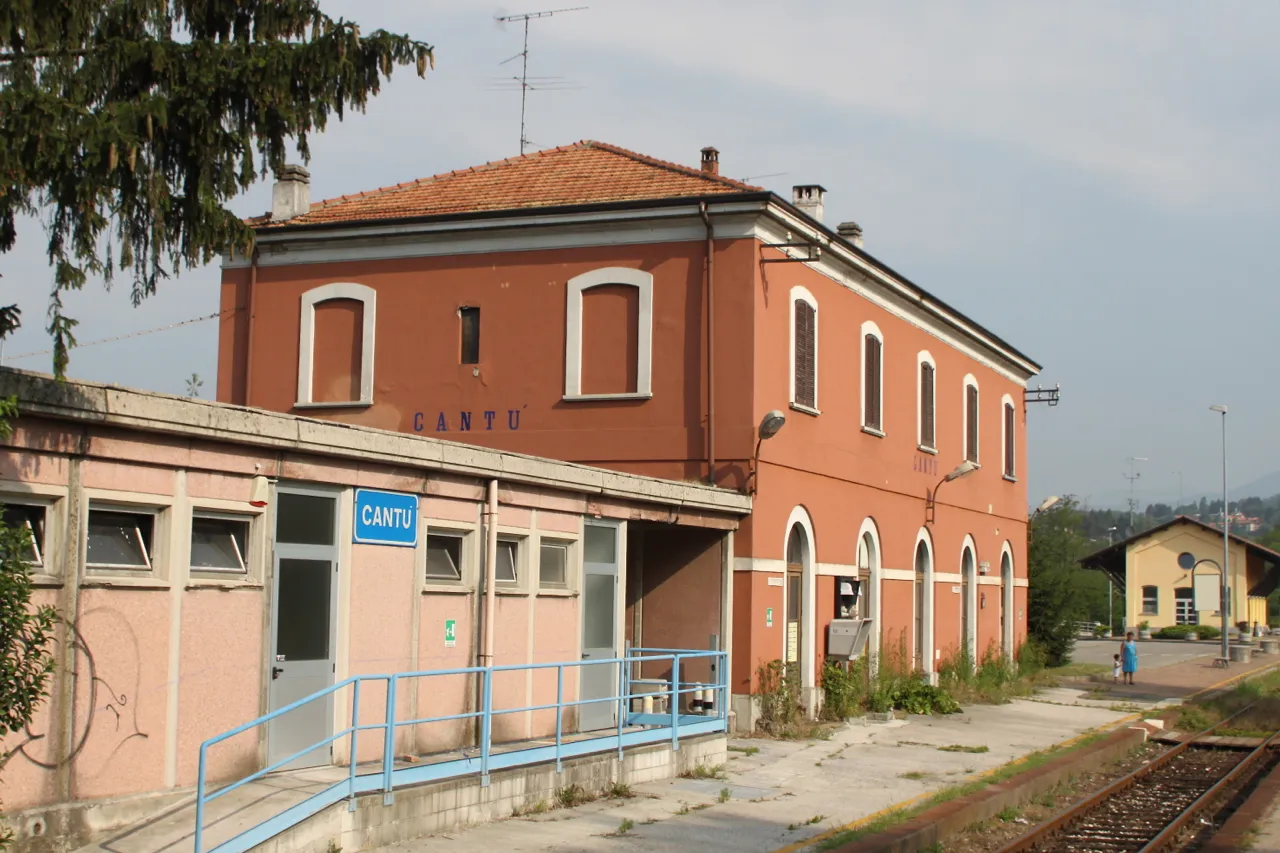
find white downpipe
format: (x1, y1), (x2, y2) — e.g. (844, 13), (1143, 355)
(482, 479), (499, 667)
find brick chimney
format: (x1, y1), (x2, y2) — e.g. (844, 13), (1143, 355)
(837, 221), (864, 249)
(700, 147), (720, 176)
(792, 185), (825, 223)
(271, 164), (311, 222)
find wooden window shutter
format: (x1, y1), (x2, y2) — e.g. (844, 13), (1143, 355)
(966, 384), (980, 463)
(1004, 402), (1016, 477)
(864, 334), (881, 430)
(794, 301), (815, 408)
(920, 364), (935, 448)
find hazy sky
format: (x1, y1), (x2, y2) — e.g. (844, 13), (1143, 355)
(3, 1), (1277, 509)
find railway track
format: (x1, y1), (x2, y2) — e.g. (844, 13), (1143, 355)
(994, 710), (1280, 853)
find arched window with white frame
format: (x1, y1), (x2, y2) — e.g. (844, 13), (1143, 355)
(917, 351), (936, 452)
(1000, 543), (1015, 660)
(963, 374), (980, 464)
(790, 286), (818, 412)
(564, 267), (654, 400)
(296, 282), (376, 407)
(1001, 394), (1017, 479)
(861, 321), (883, 434)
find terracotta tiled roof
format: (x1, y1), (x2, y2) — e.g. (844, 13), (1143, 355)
(255, 141), (764, 228)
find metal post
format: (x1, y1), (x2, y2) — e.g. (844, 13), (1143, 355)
(480, 667), (493, 786)
(349, 679), (361, 810)
(554, 664), (564, 773)
(195, 744), (207, 853)
(1221, 408), (1230, 664)
(670, 655), (680, 752)
(382, 676), (397, 805)
(616, 656), (626, 761)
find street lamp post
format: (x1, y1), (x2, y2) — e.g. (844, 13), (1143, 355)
(1211, 405), (1229, 663)
(1107, 526), (1118, 635)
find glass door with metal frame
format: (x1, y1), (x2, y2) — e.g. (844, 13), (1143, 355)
(267, 488), (340, 770)
(579, 522), (619, 732)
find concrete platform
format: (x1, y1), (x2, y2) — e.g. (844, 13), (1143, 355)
(366, 699), (1132, 853)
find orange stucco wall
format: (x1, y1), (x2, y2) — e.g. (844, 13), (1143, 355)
(216, 225), (1032, 704)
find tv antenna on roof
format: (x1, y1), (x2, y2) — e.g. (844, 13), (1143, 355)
(495, 6), (587, 155)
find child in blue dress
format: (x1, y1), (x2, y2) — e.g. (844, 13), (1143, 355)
(1121, 632), (1139, 685)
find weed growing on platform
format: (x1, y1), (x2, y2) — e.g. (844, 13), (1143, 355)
(555, 784), (592, 809)
(938, 744), (989, 753)
(996, 806), (1020, 822)
(718, 787), (731, 803)
(681, 763), (726, 780)
(727, 744), (759, 757)
(615, 818), (634, 835)
(605, 782), (633, 799)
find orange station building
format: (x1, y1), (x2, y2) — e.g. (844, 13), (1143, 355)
(218, 142), (1042, 722)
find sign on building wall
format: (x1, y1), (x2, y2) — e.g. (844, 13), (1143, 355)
(353, 489), (419, 547)
(445, 619), (457, 648)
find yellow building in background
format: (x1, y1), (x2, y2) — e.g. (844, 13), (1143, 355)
(1080, 517), (1280, 632)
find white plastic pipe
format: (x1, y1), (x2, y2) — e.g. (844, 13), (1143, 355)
(482, 479), (499, 667)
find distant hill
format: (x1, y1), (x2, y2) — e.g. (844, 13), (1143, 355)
(1232, 471), (1280, 502)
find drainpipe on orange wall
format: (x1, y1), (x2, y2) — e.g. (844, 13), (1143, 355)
(244, 247), (260, 406)
(699, 202), (716, 486)
(481, 479), (499, 667)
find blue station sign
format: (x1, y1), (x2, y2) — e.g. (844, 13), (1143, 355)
(353, 489), (418, 547)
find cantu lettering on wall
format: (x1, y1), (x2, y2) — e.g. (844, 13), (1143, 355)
(413, 406), (527, 433)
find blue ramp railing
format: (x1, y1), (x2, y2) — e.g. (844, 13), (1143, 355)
(195, 649), (727, 853)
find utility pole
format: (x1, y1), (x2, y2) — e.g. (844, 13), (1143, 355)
(1107, 526), (1118, 635)
(1123, 457), (1147, 533)
(495, 6), (587, 155)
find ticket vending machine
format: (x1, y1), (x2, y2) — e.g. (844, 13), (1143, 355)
(828, 575), (873, 660)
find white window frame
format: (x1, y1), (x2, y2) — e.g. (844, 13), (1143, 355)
(788, 285), (819, 414)
(421, 520), (477, 594)
(917, 351), (937, 453)
(962, 374), (980, 466)
(493, 533), (530, 593)
(860, 320), (884, 436)
(563, 267), (653, 401)
(1141, 585), (1159, 615)
(536, 534), (579, 594)
(1001, 393), (1017, 481)
(188, 511), (252, 575)
(84, 501), (165, 579)
(186, 497), (266, 587)
(0, 482), (69, 584)
(0, 499), (50, 569)
(296, 282), (377, 408)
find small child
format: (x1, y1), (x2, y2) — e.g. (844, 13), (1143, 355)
(1113, 653), (1122, 683)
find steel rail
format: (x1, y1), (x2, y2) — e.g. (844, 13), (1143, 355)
(993, 703), (1276, 853)
(1135, 729), (1280, 852)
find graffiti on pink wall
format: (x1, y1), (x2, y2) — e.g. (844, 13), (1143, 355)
(0, 621), (149, 773)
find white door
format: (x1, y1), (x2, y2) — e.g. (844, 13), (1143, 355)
(267, 488), (339, 770)
(579, 522), (619, 731)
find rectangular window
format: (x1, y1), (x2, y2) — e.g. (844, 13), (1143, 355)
(965, 384), (980, 463)
(863, 334), (882, 431)
(1141, 585), (1158, 615)
(920, 364), (936, 449)
(496, 539), (519, 584)
(539, 541), (570, 587)
(793, 300), (816, 409)
(0, 502), (47, 568)
(460, 306), (480, 365)
(190, 515), (250, 573)
(1003, 402), (1016, 478)
(87, 508), (154, 570)
(425, 532), (464, 581)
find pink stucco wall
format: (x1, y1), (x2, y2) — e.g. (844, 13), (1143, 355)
(71, 590), (170, 800)
(175, 589), (264, 787)
(0, 589), (62, 811)
(347, 544), (416, 761)
(414, 594), (475, 754)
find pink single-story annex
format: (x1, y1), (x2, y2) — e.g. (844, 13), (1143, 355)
(0, 368), (748, 851)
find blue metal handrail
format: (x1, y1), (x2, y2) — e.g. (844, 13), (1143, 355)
(194, 649), (727, 853)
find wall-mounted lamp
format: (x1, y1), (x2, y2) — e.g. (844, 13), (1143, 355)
(978, 560), (991, 575)
(980, 591), (987, 609)
(925, 460), (978, 524)
(744, 410), (787, 496)
(250, 475), (271, 508)
(1026, 495), (1061, 546)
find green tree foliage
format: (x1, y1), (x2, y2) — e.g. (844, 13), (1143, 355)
(0, 1), (434, 375)
(0, 401), (58, 847)
(1029, 499), (1091, 666)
